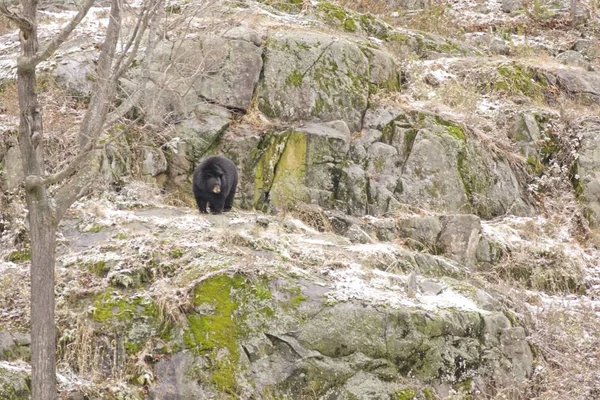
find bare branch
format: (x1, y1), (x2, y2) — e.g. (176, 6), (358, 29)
(54, 154), (101, 221)
(36, 132), (99, 187)
(78, 0), (122, 149)
(31, 0), (96, 65)
(96, 115), (143, 149)
(0, 3), (33, 32)
(111, 0), (156, 80)
(104, 87), (144, 128)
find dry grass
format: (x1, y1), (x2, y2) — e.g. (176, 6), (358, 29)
(400, 2), (464, 39)
(288, 203), (332, 232)
(336, 0), (392, 15)
(0, 16), (16, 35)
(0, 267), (30, 328)
(436, 80), (480, 112)
(517, 299), (600, 399)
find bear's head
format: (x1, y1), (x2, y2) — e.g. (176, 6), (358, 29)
(204, 166), (224, 194)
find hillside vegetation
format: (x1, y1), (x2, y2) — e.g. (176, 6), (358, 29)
(1, 0), (600, 399)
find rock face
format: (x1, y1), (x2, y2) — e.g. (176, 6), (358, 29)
(551, 69), (600, 104)
(257, 30), (372, 132)
(573, 117), (600, 227)
(226, 107), (531, 218)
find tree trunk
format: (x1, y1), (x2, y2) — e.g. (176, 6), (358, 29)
(15, 0), (59, 397)
(27, 201), (57, 399)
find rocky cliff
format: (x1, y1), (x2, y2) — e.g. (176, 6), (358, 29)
(1, 0), (600, 399)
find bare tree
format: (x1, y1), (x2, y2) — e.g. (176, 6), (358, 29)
(0, 0), (163, 397)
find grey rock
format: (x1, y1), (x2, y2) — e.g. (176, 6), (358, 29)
(397, 215), (442, 251)
(571, 39), (593, 54)
(362, 47), (400, 91)
(195, 35), (263, 111)
(253, 122), (350, 212)
(140, 147), (167, 177)
(176, 103), (233, 167)
(573, 117), (600, 226)
(257, 30), (371, 132)
(489, 38), (510, 55)
(437, 214), (481, 266)
(149, 352), (214, 399)
(553, 69), (600, 104)
(2, 136), (23, 191)
(398, 126), (470, 214)
(362, 104), (407, 130)
(338, 164), (368, 217)
(509, 112), (542, 160)
(501, 0), (523, 13)
(0, 331), (29, 361)
(54, 49), (97, 97)
(556, 50), (590, 69)
(0, 365), (30, 399)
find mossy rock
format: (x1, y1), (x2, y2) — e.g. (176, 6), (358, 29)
(0, 367), (30, 400)
(184, 273), (275, 394)
(253, 123), (350, 212)
(493, 62), (548, 101)
(258, 30), (371, 131)
(91, 291), (163, 355)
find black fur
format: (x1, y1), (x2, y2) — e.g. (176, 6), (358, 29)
(192, 155), (238, 214)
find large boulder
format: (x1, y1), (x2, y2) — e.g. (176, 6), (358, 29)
(253, 121), (351, 211)
(140, 27), (263, 125)
(257, 30), (373, 132)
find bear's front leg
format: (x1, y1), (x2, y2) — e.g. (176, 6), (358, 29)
(209, 197), (225, 214)
(198, 199), (208, 214)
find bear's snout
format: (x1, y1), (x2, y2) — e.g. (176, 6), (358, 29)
(212, 185), (221, 194)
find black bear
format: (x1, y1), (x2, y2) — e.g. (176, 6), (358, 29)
(192, 155), (238, 214)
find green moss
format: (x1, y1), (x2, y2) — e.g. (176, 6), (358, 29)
(183, 274), (275, 393)
(527, 154), (544, 175)
(114, 233), (128, 240)
(571, 162), (583, 198)
(8, 250), (30, 263)
(260, 0), (303, 13)
(422, 388), (439, 400)
(290, 294), (307, 307)
(185, 275), (244, 392)
(388, 33), (409, 42)
(317, 3), (347, 22)
(255, 131), (308, 211)
(285, 69), (303, 87)
(452, 378), (473, 398)
(253, 132), (289, 208)
(84, 260), (109, 277)
(77, 223), (104, 233)
(403, 129), (418, 154)
(540, 135), (560, 164)
(312, 96), (326, 116)
(394, 388), (417, 400)
(343, 18), (357, 32)
(168, 248), (184, 259)
(359, 13), (389, 39)
(92, 292), (158, 324)
(373, 157), (386, 173)
(456, 144), (493, 216)
(434, 116), (465, 141)
(494, 62), (547, 101)
(317, 3), (363, 34)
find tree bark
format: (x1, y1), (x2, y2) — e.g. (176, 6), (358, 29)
(14, 0), (59, 397)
